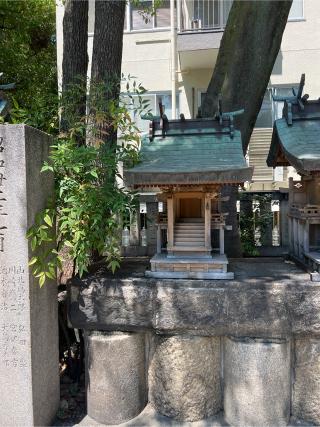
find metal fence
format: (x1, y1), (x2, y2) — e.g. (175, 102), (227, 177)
(179, 0), (233, 31)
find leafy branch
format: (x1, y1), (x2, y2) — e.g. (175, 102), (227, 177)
(27, 76), (150, 286)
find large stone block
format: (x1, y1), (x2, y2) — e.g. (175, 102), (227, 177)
(85, 331), (146, 425)
(69, 277), (153, 330)
(224, 337), (291, 427)
(0, 125), (59, 426)
(149, 335), (221, 421)
(69, 266), (320, 338)
(293, 338), (320, 425)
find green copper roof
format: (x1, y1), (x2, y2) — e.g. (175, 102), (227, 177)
(267, 118), (320, 174)
(125, 129), (252, 186)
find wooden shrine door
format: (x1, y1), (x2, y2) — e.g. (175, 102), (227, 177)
(179, 198), (202, 218)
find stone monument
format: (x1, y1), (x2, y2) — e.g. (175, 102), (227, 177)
(0, 124), (59, 426)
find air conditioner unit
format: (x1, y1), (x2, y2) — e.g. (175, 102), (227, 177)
(191, 18), (202, 29)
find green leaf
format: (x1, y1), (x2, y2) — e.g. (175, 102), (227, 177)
(45, 270), (55, 280)
(26, 228), (34, 238)
(41, 165), (54, 173)
(44, 214), (53, 227)
(28, 257), (38, 266)
(108, 260), (120, 274)
(31, 236), (37, 251)
(39, 275), (46, 288)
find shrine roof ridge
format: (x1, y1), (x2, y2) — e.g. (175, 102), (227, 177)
(125, 130), (252, 187)
(267, 74), (320, 174)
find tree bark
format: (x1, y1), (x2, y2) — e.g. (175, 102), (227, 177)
(91, 0), (125, 97)
(201, 0), (292, 257)
(201, 0), (292, 152)
(61, 0), (88, 134)
(90, 0), (126, 146)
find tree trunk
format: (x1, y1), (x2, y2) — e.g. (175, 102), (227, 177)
(90, 0), (126, 146)
(201, 0), (292, 152)
(201, 0), (292, 257)
(91, 0), (125, 83)
(61, 0), (88, 136)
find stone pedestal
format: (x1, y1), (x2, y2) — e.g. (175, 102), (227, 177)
(0, 125), (59, 426)
(293, 338), (320, 425)
(224, 337), (291, 427)
(149, 335), (221, 421)
(85, 331), (146, 425)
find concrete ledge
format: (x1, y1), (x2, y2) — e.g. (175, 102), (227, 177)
(77, 406), (314, 426)
(68, 259), (320, 337)
(145, 271), (234, 280)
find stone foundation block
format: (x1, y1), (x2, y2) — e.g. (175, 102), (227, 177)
(293, 338), (320, 425)
(224, 337), (291, 427)
(85, 331), (146, 425)
(149, 335), (221, 421)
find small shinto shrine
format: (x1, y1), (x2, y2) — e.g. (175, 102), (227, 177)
(125, 108), (252, 279)
(267, 74), (320, 272)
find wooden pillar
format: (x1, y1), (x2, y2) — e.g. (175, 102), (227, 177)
(167, 195), (174, 250)
(157, 225), (162, 254)
(293, 218), (298, 256)
(298, 220), (304, 259)
(288, 217), (292, 254)
(303, 221), (309, 254)
(219, 226), (225, 255)
(129, 211), (140, 246)
(205, 195), (212, 250)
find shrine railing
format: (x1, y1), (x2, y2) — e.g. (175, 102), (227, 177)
(211, 213), (227, 226)
(158, 212), (168, 224)
(290, 204), (320, 218)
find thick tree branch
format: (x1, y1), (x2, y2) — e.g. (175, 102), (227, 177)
(90, 0), (126, 146)
(61, 0), (88, 137)
(201, 0), (292, 153)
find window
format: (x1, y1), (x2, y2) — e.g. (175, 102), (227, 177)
(197, 85), (302, 128)
(131, 1), (153, 30)
(288, 0), (304, 21)
(272, 85), (299, 120)
(123, 92), (180, 134)
(126, 0), (172, 31)
(192, 0), (232, 29)
(222, 0), (233, 26)
(155, 0), (171, 27)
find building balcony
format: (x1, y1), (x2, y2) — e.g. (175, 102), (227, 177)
(177, 0), (232, 69)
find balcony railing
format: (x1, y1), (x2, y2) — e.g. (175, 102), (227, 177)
(178, 0), (233, 32)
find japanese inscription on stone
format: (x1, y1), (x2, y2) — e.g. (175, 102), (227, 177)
(0, 135), (29, 371)
(0, 125), (59, 426)
(0, 136), (7, 252)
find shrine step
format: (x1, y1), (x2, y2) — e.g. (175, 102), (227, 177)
(175, 229), (205, 235)
(174, 241), (205, 246)
(175, 223), (205, 227)
(147, 253), (233, 280)
(174, 219), (205, 247)
(177, 218), (204, 223)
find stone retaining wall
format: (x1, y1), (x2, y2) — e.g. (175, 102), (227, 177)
(69, 276), (320, 337)
(82, 331), (320, 426)
(69, 265), (320, 426)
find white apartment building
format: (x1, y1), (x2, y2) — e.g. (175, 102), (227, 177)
(56, 0), (320, 191)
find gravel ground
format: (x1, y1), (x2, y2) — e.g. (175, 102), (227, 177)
(52, 373), (86, 426)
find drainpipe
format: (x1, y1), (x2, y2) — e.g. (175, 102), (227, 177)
(170, 0), (177, 119)
(177, 0), (181, 31)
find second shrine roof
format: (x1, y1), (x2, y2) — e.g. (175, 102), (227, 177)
(125, 118), (253, 187)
